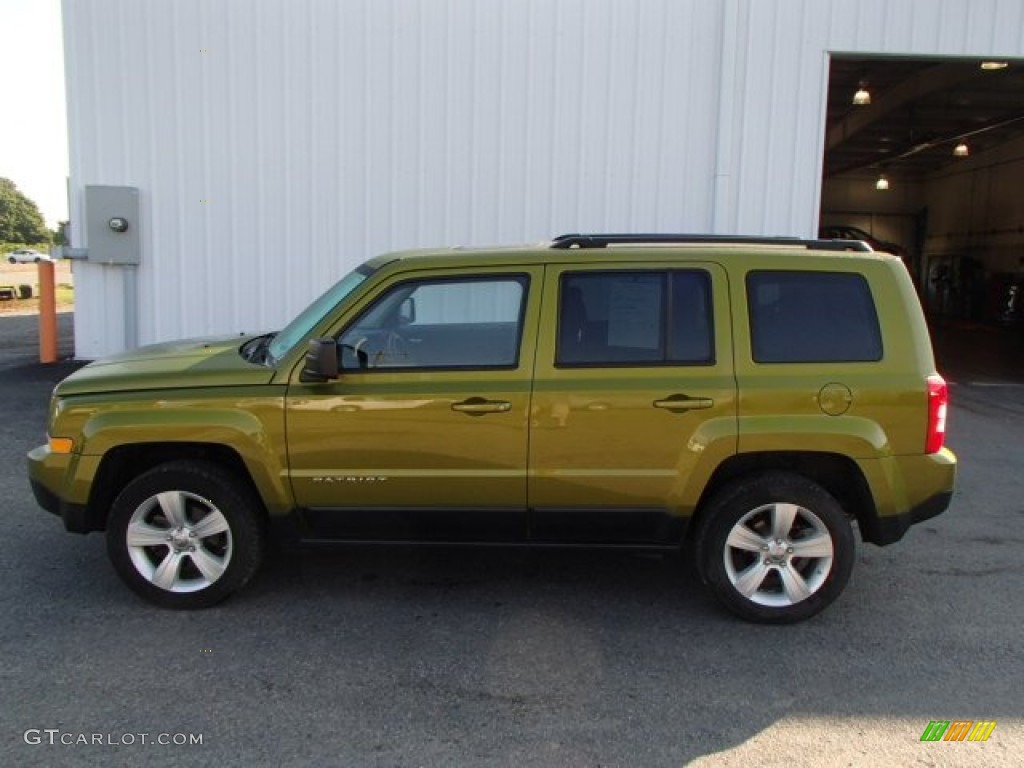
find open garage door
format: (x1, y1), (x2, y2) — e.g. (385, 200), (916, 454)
(820, 56), (1024, 327)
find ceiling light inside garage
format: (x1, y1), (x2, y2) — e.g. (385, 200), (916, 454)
(875, 174), (890, 190)
(953, 142), (970, 156)
(980, 61), (1009, 70)
(852, 86), (872, 105)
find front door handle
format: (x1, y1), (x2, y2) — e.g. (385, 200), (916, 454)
(653, 395), (714, 412)
(451, 397), (512, 415)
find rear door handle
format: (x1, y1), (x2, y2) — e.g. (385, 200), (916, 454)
(653, 395), (714, 412)
(451, 397), (512, 415)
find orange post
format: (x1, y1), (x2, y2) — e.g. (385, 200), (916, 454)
(38, 259), (58, 363)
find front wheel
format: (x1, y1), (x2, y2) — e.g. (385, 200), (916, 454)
(106, 461), (265, 609)
(697, 472), (855, 623)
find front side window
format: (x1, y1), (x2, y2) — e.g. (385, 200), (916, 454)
(556, 270), (714, 366)
(339, 275), (527, 370)
(747, 271), (882, 363)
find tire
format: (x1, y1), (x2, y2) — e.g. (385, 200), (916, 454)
(697, 472), (854, 624)
(7, 257), (15, 264)
(106, 461), (265, 609)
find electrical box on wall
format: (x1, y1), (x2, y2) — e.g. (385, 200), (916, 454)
(85, 185), (140, 265)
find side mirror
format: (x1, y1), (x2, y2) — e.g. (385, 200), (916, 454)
(301, 338), (339, 382)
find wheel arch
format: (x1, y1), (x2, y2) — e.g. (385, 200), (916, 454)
(86, 443), (270, 532)
(688, 451), (877, 545)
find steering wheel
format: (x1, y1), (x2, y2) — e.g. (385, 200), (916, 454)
(339, 338), (370, 369)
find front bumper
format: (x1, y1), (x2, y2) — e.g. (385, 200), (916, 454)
(27, 445), (104, 534)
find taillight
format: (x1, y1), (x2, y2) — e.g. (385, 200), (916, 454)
(926, 375), (948, 454)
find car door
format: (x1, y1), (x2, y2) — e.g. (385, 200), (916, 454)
(528, 261), (737, 543)
(285, 266), (542, 542)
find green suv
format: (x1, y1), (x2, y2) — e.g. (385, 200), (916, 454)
(28, 234), (956, 622)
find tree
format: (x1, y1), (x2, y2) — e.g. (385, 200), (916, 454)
(0, 177), (51, 244)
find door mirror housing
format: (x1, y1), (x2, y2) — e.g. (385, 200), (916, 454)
(301, 338), (339, 382)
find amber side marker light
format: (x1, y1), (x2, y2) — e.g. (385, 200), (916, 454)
(48, 437), (74, 454)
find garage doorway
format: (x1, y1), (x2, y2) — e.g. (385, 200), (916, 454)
(820, 56), (1024, 326)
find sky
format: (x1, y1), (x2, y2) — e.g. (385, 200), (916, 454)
(0, 0), (68, 227)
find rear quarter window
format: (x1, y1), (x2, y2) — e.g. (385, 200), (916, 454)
(747, 271), (882, 363)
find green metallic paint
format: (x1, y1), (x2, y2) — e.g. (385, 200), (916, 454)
(55, 336), (273, 396)
(284, 265), (544, 512)
(38, 384), (291, 516)
(27, 242), (955, 545)
(528, 261), (739, 515)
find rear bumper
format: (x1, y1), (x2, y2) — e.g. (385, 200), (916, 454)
(859, 447), (957, 545)
(863, 489), (953, 546)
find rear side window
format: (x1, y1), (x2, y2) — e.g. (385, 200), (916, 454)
(747, 271), (882, 363)
(557, 270), (714, 366)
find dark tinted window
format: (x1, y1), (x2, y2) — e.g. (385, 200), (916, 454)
(557, 271), (713, 366)
(747, 271), (882, 363)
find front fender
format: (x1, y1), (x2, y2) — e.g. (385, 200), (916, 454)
(61, 389), (291, 514)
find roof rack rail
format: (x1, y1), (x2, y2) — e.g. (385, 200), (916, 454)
(550, 233), (873, 252)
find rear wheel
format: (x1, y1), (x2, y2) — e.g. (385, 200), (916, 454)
(697, 472), (854, 623)
(106, 461), (265, 609)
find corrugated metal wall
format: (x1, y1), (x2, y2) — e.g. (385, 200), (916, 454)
(63, 0), (1024, 357)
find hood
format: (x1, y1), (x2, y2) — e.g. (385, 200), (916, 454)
(56, 335), (276, 396)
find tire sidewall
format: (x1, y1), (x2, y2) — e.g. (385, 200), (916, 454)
(699, 472), (855, 624)
(106, 462), (264, 609)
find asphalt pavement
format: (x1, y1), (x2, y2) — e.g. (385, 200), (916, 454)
(1, 313), (1022, 767)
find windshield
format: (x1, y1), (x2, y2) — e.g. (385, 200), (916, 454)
(266, 266), (372, 364)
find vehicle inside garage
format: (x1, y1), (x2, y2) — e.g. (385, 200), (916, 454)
(821, 57), (1024, 329)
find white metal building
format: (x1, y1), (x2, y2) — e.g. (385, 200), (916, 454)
(62, 0), (1024, 358)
